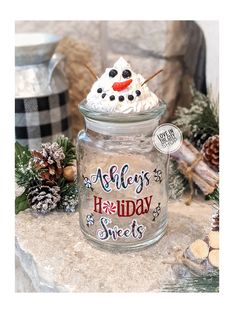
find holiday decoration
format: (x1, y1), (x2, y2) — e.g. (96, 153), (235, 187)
(169, 84), (219, 202)
(201, 135), (219, 172)
(168, 83), (220, 282)
(27, 182), (61, 214)
(173, 85), (219, 147)
(32, 142), (65, 181)
(171, 139), (219, 204)
(208, 249), (219, 268)
(171, 140), (219, 192)
(206, 187), (220, 235)
(77, 57), (169, 251)
(152, 203), (161, 221)
(211, 206), (219, 231)
(82, 175), (94, 191)
(208, 231), (219, 249)
(168, 159), (188, 199)
(188, 239), (209, 260)
(63, 165), (77, 182)
(86, 213), (94, 227)
(182, 230), (219, 275)
(163, 273), (219, 293)
(15, 136), (78, 214)
(102, 201), (117, 215)
(153, 168), (162, 183)
(182, 186), (219, 275)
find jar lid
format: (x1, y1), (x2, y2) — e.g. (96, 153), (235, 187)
(79, 99), (166, 123)
(80, 99), (166, 135)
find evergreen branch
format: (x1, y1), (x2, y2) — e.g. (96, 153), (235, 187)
(169, 159), (188, 199)
(57, 177), (78, 212)
(15, 141), (31, 167)
(206, 187), (219, 205)
(58, 177), (78, 197)
(15, 142), (38, 188)
(57, 136), (76, 166)
(15, 190), (29, 214)
(173, 85), (219, 138)
(163, 271), (219, 292)
(191, 102), (219, 135)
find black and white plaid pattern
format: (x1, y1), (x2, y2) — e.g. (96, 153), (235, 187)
(15, 90), (70, 149)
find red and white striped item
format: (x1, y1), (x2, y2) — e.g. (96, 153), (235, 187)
(102, 201), (117, 215)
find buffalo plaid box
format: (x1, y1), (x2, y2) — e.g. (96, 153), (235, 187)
(15, 90), (71, 149)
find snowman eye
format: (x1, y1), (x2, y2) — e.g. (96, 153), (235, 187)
(122, 69), (132, 79)
(109, 69), (118, 78)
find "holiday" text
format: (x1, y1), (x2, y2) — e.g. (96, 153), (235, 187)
(93, 195), (153, 217)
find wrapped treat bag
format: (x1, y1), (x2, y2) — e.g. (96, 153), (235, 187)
(77, 57), (168, 251)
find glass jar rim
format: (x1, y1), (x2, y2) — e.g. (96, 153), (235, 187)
(79, 99), (166, 123)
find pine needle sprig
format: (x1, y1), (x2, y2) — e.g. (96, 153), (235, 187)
(57, 176), (78, 213)
(163, 271), (219, 292)
(15, 142), (38, 188)
(57, 136), (76, 166)
(191, 100), (219, 136)
(169, 159), (188, 199)
(206, 187), (219, 205)
(58, 177), (77, 197)
(173, 85), (219, 139)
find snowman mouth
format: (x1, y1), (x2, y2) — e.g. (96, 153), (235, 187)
(112, 79), (133, 91)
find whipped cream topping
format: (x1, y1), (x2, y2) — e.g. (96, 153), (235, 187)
(86, 57), (160, 113)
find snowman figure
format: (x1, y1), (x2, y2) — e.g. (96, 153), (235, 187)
(86, 57), (161, 113)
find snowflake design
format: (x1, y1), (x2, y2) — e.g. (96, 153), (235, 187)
(152, 202), (161, 222)
(102, 201), (117, 215)
(153, 168), (162, 183)
(82, 175), (94, 191)
(86, 213), (94, 227)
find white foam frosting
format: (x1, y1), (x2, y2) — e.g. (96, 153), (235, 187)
(86, 57), (160, 113)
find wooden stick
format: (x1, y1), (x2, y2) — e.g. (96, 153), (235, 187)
(208, 231), (219, 249)
(141, 69), (164, 86)
(188, 239), (209, 260)
(178, 162), (216, 195)
(83, 63), (99, 80)
(171, 140), (219, 187)
(208, 249), (219, 268)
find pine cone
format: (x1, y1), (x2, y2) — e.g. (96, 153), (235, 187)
(211, 205), (219, 231)
(27, 183), (61, 214)
(60, 194), (78, 213)
(32, 142), (65, 181)
(190, 131), (211, 149)
(201, 135), (219, 171)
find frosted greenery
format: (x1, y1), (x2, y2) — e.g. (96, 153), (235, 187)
(173, 85), (219, 138)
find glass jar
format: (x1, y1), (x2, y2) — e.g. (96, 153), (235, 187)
(77, 100), (168, 251)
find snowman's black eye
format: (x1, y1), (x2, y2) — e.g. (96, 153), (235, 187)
(109, 69), (118, 78)
(122, 69), (132, 79)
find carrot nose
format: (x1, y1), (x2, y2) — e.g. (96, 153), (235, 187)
(112, 79), (132, 91)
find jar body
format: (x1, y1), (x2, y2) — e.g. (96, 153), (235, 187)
(77, 118), (168, 251)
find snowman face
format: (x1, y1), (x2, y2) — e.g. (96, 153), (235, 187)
(94, 58), (142, 103)
(86, 57), (159, 113)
